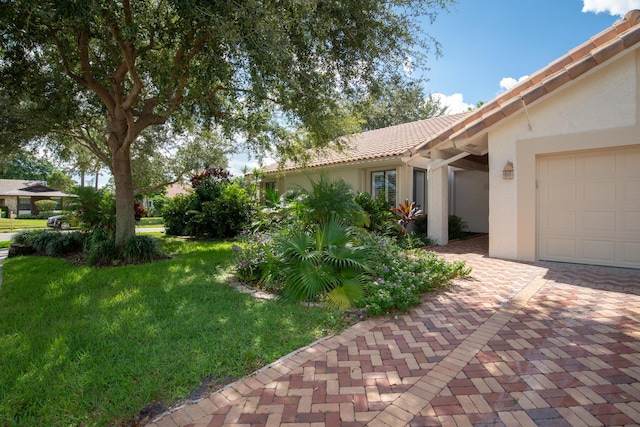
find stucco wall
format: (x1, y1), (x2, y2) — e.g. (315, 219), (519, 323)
(488, 49), (640, 261)
(453, 170), (489, 233)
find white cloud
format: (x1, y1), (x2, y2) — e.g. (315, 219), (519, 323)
(582, 0), (640, 16)
(499, 75), (529, 91)
(432, 93), (475, 114)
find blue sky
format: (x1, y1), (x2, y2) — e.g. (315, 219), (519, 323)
(230, 0), (640, 174)
(424, 0), (639, 112)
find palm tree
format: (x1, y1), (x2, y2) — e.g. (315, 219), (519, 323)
(269, 216), (373, 309)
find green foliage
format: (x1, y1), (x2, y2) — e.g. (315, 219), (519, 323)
(263, 217), (373, 309)
(354, 79), (450, 131)
(293, 175), (369, 227)
(0, 239), (349, 426)
(0, 149), (54, 180)
(161, 193), (199, 236)
(354, 192), (398, 235)
(12, 230), (86, 256)
(34, 199), (57, 213)
(162, 172), (252, 238)
(0, 206), (8, 218)
(448, 215), (469, 239)
(121, 235), (160, 265)
(1, 0), (452, 249)
(46, 169), (76, 192)
(354, 236), (471, 315)
(68, 187), (117, 232)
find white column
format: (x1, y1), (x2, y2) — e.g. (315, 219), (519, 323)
(428, 149), (449, 245)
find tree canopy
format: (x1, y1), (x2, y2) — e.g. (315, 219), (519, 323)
(354, 78), (449, 131)
(0, 0), (453, 248)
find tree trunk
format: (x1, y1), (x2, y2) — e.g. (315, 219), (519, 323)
(112, 144), (136, 249)
(94, 171), (99, 190)
(80, 171), (85, 187)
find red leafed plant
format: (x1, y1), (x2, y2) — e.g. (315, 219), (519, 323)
(391, 199), (423, 234)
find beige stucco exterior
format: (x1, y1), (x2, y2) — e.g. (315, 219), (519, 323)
(487, 47), (640, 263)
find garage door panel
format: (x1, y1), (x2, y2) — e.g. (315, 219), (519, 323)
(545, 157), (576, 177)
(581, 239), (615, 262)
(582, 181), (616, 202)
(545, 211), (576, 230)
(622, 211), (640, 232)
(546, 183), (576, 203)
(619, 150), (640, 174)
(621, 242), (640, 264)
(538, 145), (640, 269)
(544, 237), (576, 259)
(582, 211), (615, 232)
(621, 180), (640, 201)
(584, 152), (616, 176)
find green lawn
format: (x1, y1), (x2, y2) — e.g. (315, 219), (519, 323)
(0, 237), (350, 426)
(0, 217), (163, 233)
(137, 217), (164, 228)
(0, 218), (47, 231)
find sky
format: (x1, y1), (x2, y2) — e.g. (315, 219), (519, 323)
(424, 0), (640, 113)
(229, 0), (640, 175)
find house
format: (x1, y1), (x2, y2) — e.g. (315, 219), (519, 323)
(262, 9), (640, 269)
(0, 179), (75, 216)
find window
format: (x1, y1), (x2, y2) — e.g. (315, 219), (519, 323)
(18, 197), (31, 211)
(264, 181), (276, 192)
(371, 170), (397, 207)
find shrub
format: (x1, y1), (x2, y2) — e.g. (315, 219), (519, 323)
(87, 236), (117, 266)
(355, 192), (398, 235)
(292, 175), (368, 227)
(448, 215), (469, 239)
(162, 170), (252, 238)
(0, 206), (8, 218)
(261, 217), (374, 309)
(354, 236), (471, 316)
(34, 199), (58, 213)
(161, 193), (199, 236)
(122, 235), (160, 264)
(11, 230), (86, 256)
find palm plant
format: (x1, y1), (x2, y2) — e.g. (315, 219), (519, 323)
(293, 174), (369, 227)
(267, 216), (373, 309)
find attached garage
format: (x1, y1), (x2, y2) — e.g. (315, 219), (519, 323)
(537, 146), (640, 268)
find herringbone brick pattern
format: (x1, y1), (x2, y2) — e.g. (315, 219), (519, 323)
(148, 235), (640, 426)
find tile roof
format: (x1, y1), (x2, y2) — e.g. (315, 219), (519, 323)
(0, 179), (72, 197)
(263, 112), (470, 173)
(415, 9), (640, 153)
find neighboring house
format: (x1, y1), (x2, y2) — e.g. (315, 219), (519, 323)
(262, 10), (640, 269)
(0, 179), (76, 216)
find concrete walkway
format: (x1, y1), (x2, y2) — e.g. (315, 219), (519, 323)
(148, 235), (640, 427)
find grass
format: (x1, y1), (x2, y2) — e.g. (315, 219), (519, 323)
(0, 218), (47, 231)
(137, 217), (164, 228)
(0, 237), (350, 426)
(0, 217), (163, 233)
(0, 241), (10, 249)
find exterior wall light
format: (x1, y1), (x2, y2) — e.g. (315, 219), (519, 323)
(503, 161), (514, 180)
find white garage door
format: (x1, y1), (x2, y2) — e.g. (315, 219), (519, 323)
(537, 145), (640, 268)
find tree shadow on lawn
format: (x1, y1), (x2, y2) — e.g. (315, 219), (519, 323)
(0, 245), (344, 426)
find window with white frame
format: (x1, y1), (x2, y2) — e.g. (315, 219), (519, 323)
(371, 170), (397, 207)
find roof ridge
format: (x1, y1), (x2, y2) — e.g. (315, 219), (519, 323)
(415, 9), (640, 151)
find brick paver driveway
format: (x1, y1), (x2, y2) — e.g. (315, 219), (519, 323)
(149, 235), (640, 427)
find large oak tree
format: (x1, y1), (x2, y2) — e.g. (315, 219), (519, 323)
(0, 0), (451, 248)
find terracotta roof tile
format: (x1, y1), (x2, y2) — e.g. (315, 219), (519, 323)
(415, 9), (640, 153)
(262, 112), (470, 173)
